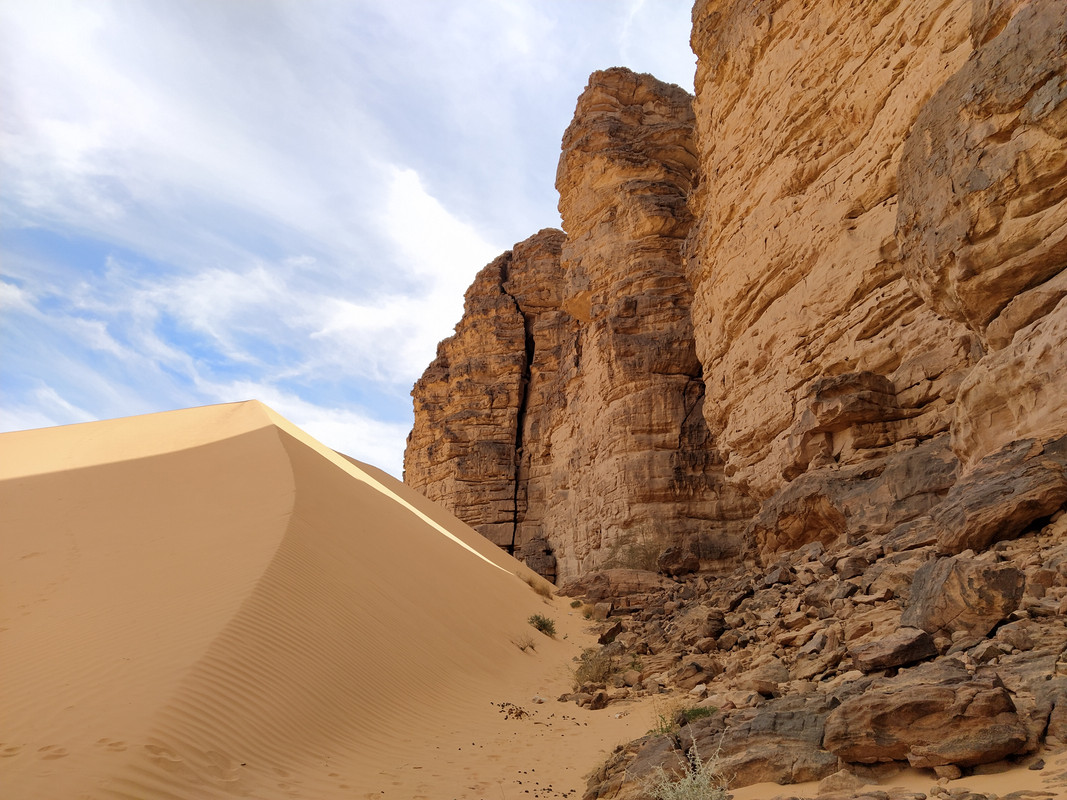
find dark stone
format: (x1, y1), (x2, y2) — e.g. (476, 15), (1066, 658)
(901, 555), (1024, 638)
(849, 627), (938, 672)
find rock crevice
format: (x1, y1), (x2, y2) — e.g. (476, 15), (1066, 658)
(404, 1), (1066, 585)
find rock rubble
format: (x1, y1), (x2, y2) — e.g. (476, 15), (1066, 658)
(564, 510), (1067, 798)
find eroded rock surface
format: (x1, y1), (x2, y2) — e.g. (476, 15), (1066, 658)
(405, 229), (568, 557)
(406, 68), (755, 581)
(686, 0), (981, 499)
(824, 660), (1029, 768)
(402, 0), (1067, 797)
(406, 0), (1066, 591)
(901, 554), (1024, 640)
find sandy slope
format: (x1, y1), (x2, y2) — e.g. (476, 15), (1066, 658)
(0, 401), (658, 800)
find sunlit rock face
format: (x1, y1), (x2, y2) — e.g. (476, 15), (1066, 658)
(404, 228), (567, 562)
(406, 69), (755, 582)
(406, 0), (1067, 578)
(685, 0), (982, 502)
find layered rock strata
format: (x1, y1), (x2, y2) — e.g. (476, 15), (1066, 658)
(406, 69), (756, 581)
(406, 0), (1067, 581)
(405, 229), (569, 573)
(686, 0), (982, 499)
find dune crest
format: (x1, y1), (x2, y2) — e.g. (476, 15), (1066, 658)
(0, 402), (632, 799)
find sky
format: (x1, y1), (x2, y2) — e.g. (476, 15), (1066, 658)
(0, 0), (696, 477)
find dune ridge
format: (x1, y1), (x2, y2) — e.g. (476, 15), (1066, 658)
(1, 402), (642, 799)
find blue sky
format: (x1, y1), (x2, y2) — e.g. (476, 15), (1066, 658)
(0, 0), (696, 476)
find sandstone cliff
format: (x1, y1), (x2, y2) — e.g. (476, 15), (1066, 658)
(406, 69), (757, 581)
(405, 0), (1066, 582)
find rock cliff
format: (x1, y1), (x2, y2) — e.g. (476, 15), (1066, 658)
(405, 0), (1066, 584)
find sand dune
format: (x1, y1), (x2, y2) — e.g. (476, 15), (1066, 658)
(0, 401), (656, 799)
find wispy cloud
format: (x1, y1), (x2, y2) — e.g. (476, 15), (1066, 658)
(0, 0), (695, 475)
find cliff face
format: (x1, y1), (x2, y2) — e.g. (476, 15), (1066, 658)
(406, 69), (756, 581)
(405, 0), (1067, 581)
(405, 229), (568, 570)
(687, 0), (980, 499)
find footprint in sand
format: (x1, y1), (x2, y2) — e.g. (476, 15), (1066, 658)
(143, 743), (184, 771)
(38, 745), (68, 760)
(0, 744), (23, 758)
(95, 738), (128, 752)
(203, 750), (242, 782)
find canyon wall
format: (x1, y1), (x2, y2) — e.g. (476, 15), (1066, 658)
(405, 0), (1067, 582)
(406, 69), (756, 581)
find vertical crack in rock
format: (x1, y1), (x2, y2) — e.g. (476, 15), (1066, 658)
(678, 374), (705, 454)
(404, 228), (567, 578)
(407, 1), (1067, 581)
(499, 258), (533, 557)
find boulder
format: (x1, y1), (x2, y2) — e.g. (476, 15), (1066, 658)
(932, 438), (1067, 555)
(785, 372), (908, 479)
(557, 569), (677, 601)
(657, 544), (700, 577)
(748, 486), (847, 564)
(901, 554), (1024, 638)
(849, 627), (938, 672)
(824, 659), (1029, 768)
(681, 696), (840, 787)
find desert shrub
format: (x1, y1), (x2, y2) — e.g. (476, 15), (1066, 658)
(644, 744), (727, 800)
(528, 613), (556, 637)
(514, 633), (537, 652)
(650, 711), (677, 737)
(679, 706), (714, 725)
(650, 700), (714, 736)
(570, 599), (583, 608)
(573, 647), (617, 688)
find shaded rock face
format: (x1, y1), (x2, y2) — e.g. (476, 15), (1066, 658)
(824, 660), (1029, 768)
(406, 68), (756, 581)
(405, 1), (1067, 583)
(405, 229), (569, 559)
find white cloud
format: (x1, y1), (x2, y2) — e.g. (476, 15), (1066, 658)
(0, 280), (36, 314)
(0, 383), (96, 434)
(199, 380), (410, 478)
(1, 0), (697, 472)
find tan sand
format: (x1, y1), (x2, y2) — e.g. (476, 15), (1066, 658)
(5, 400), (1064, 800)
(728, 748), (1067, 800)
(0, 401), (659, 800)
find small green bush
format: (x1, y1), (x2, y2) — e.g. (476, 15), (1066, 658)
(650, 704), (715, 736)
(570, 599), (583, 608)
(528, 613), (556, 637)
(679, 706), (714, 725)
(650, 711), (677, 737)
(644, 744), (727, 800)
